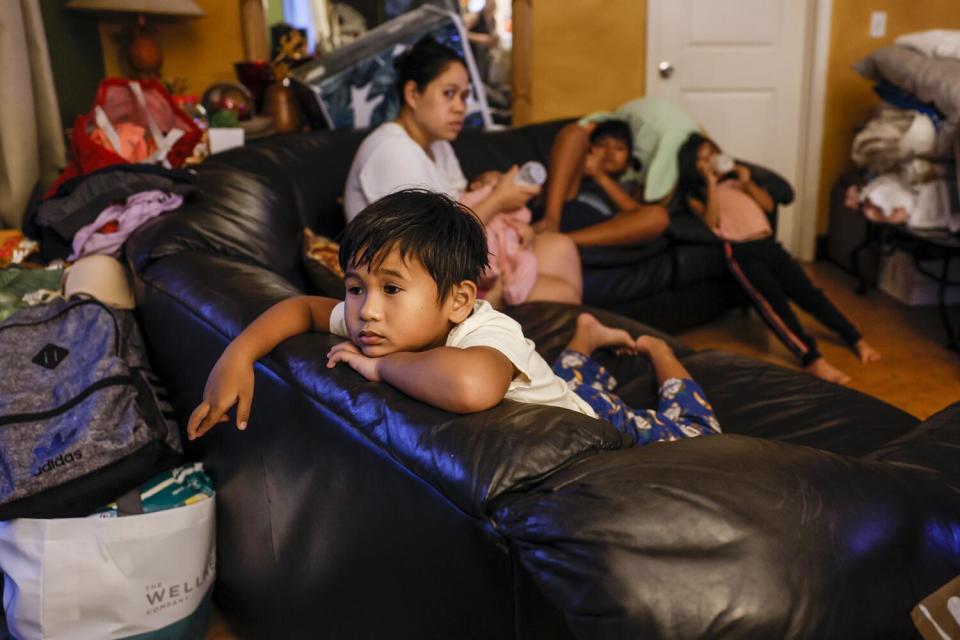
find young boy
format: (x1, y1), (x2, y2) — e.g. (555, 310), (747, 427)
(187, 189), (720, 445)
(557, 120), (670, 248)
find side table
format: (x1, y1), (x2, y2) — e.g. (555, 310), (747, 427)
(851, 222), (960, 350)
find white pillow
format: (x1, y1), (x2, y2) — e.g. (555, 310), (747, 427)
(895, 30), (960, 60)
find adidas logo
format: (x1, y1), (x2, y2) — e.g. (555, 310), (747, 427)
(32, 450), (83, 477)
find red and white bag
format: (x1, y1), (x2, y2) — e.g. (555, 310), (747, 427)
(48, 78), (202, 195)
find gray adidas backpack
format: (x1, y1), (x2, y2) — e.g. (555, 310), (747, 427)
(0, 297), (182, 519)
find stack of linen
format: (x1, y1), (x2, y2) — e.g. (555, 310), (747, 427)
(849, 30), (960, 232)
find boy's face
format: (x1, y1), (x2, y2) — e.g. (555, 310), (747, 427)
(343, 246), (473, 357)
(590, 136), (631, 174)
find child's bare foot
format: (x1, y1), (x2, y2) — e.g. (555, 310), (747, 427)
(635, 334), (672, 356)
(854, 339), (881, 364)
(805, 357), (851, 385)
(566, 313), (636, 355)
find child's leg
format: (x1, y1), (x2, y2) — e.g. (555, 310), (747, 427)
(553, 349), (617, 392)
(553, 355), (675, 445)
(554, 313), (638, 392)
(726, 240), (852, 383)
(763, 241), (861, 345)
(645, 377), (722, 440)
(725, 240), (821, 365)
(763, 241), (881, 363)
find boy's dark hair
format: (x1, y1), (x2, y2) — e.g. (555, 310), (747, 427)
(394, 37), (467, 100)
(676, 132), (719, 205)
(339, 189), (490, 299)
(589, 119), (640, 172)
(589, 119), (632, 153)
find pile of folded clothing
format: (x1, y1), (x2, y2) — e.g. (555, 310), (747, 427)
(847, 30), (960, 232)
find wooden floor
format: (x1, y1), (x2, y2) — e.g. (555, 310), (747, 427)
(679, 260), (960, 419)
(202, 261), (959, 639)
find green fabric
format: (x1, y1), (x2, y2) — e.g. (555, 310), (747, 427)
(579, 96), (699, 202)
(0, 267), (64, 322)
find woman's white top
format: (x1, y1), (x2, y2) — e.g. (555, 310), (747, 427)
(343, 122), (468, 222)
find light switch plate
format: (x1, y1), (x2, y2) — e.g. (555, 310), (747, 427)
(870, 11), (887, 38)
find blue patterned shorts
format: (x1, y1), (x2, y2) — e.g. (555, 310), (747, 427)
(552, 349), (721, 446)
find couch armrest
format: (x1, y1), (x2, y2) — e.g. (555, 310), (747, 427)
(864, 400), (960, 492)
(494, 432), (960, 639)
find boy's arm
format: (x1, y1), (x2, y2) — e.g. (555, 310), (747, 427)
(188, 296), (341, 439)
(564, 203), (669, 247)
(327, 343), (514, 413)
(593, 171), (643, 213)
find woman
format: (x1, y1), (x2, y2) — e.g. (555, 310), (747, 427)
(343, 38), (582, 307)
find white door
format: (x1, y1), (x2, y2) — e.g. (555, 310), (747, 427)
(647, 0), (812, 255)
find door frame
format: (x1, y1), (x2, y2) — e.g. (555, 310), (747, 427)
(646, 0), (832, 261)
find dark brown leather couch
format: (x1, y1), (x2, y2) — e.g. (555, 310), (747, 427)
(126, 124), (960, 639)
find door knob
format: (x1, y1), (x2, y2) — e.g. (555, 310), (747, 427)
(658, 61), (674, 79)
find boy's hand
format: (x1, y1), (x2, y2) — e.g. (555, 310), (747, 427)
(326, 341), (382, 382)
(583, 148), (604, 178)
(187, 346), (255, 440)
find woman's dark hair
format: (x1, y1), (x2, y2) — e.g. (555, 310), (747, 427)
(339, 189), (489, 299)
(676, 132), (719, 205)
(394, 37), (467, 99)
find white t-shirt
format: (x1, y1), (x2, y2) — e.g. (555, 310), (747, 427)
(329, 300), (597, 417)
(343, 122), (468, 222)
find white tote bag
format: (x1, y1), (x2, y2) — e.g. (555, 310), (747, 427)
(0, 497), (215, 640)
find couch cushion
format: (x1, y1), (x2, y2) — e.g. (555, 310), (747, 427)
(674, 244), (729, 287)
(680, 350), (919, 456)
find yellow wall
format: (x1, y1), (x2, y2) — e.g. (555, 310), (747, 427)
(99, 0), (245, 97)
(817, 0), (960, 233)
(513, 0), (645, 125)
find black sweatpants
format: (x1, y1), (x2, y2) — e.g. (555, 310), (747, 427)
(724, 236), (861, 366)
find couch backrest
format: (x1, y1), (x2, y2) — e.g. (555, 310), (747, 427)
(127, 120), (572, 285)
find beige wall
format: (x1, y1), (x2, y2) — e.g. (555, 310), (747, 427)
(817, 0), (960, 234)
(99, 0), (245, 97)
(512, 0), (646, 125)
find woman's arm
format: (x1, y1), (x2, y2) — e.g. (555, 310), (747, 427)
(467, 166), (541, 225)
(327, 342), (515, 413)
(735, 165), (775, 214)
(538, 122), (593, 232)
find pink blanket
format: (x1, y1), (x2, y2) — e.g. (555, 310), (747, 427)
(460, 185), (538, 306)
